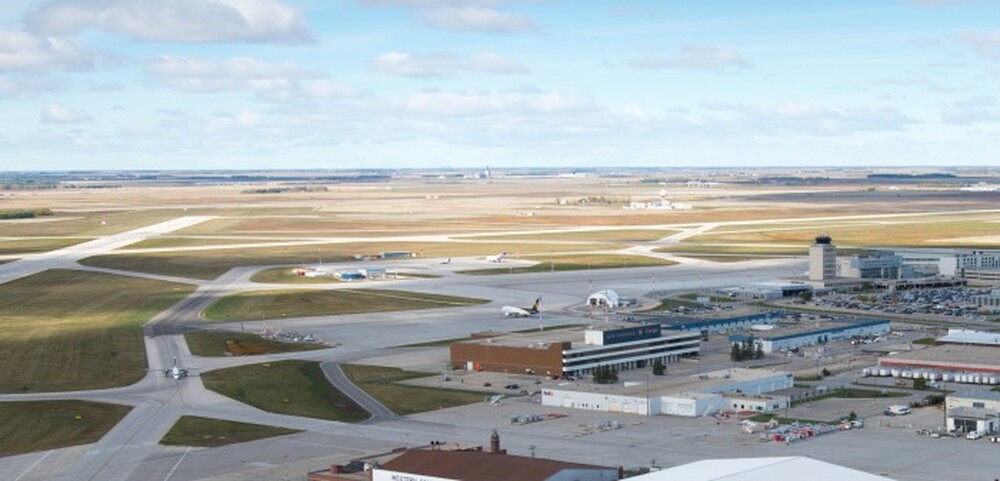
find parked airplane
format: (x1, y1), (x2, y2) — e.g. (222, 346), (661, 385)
(164, 357), (189, 380)
(486, 252), (508, 263)
(502, 298), (540, 317)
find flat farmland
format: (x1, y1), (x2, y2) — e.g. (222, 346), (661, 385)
(0, 269), (195, 392)
(80, 241), (622, 280)
(203, 288), (489, 321)
(0, 401), (132, 457)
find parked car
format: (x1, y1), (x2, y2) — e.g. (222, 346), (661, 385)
(966, 431), (983, 440)
(505, 384), (519, 390)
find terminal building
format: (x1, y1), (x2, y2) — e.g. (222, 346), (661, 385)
(728, 318), (891, 354)
(937, 329), (1000, 348)
(628, 457), (897, 481)
(838, 253), (904, 279)
(450, 324), (700, 378)
(973, 290), (1000, 313)
(540, 368), (793, 417)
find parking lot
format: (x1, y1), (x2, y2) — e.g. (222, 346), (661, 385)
(811, 287), (993, 321)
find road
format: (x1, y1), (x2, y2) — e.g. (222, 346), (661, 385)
(321, 363), (397, 424)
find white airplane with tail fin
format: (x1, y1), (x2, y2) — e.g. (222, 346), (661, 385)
(164, 357), (189, 380)
(502, 298), (540, 317)
(486, 252), (508, 263)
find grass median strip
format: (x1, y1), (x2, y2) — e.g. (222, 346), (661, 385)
(204, 289), (489, 321)
(457, 254), (675, 275)
(0, 400), (132, 457)
(0, 269), (195, 393)
(249, 267), (343, 284)
(184, 330), (327, 357)
(201, 360), (368, 422)
(160, 416), (301, 447)
(341, 364), (485, 415)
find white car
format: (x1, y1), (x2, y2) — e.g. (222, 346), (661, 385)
(966, 431), (983, 440)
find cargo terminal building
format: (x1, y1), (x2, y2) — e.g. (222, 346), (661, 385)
(450, 324), (700, 378)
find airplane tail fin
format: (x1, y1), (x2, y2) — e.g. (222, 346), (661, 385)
(530, 298), (540, 312)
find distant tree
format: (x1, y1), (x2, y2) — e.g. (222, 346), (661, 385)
(821, 368), (831, 377)
(652, 359), (665, 376)
(800, 290), (813, 302)
(754, 343), (764, 360)
(608, 366), (619, 383)
(731, 343), (743, 362)
(593, 365), (618, 384)
(913, 378), (927, 390)
(848, 411), (858, 421)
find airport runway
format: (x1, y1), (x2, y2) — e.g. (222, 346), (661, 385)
(5, 211), (992, 481)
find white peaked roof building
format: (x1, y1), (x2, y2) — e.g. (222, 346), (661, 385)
(629, 457), (896, 481)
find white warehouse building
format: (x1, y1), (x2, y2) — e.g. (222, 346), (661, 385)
(541, 369), (793, 417)
(946, 391), (1000, 435)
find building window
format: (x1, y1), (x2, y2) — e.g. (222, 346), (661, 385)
(973, 402), (985, 409)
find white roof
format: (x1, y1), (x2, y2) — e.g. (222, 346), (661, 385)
(588, 289), (621, 301)
(938, 329), (1000, 346)
(630, 457), (896, 481)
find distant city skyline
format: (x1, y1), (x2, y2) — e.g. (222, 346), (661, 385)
(2, 0), (1000, 170)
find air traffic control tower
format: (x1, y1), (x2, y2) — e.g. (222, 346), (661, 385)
(809, 234), (837, 281)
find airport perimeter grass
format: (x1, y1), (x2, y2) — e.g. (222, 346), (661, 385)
(201, 360), (368, 422)
(184, 330), (327, 357)
(0, 401), (132, 457)
(0, 269), (195, 393)
(249, 267), (342, 284)
(467, 229), (678, 243)
(160, 416), (301, 447)
(457, 254), (675, 275)
(203, 289), (489, 321)
(82, 241), (620, 280)
(0, 237), (91, 255)
(341, 364), (485, 415)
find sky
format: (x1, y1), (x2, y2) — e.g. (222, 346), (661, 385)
(1, 0), (1000, 171)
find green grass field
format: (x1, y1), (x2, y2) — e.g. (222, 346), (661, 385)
(160, 416), (301, 447)
(124, 236), (267, 250)
(457, 254), (675, 275)
(203, 289), (489, 321)
(82, 241), (620, 280)
(0, 269), (195, 393)
(201, 360), (368, 422)
(249, 267), (342, 284)
(0, 237), (92, 256)
(184, 330), (327, 357)
(642, 298), (702, 311)
(341, 364), (486, 415)
(0, 401), (132, 457)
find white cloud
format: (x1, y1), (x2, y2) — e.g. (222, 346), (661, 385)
(145, 56), (359, 100)
(630, 44), (752, 73)
(40, 103), (92, 124)
(27, 0), (312, 44)
(958, 30), (1000, 61)
(942, 95), (1000, 124)
(695, 102), (912, 136)
(0, 28), (94, 72)
(419, 6), (535, 33)
(398, 89), (593, 116)
(206, 110), (263, 131)
(369, 51), (528, 77)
